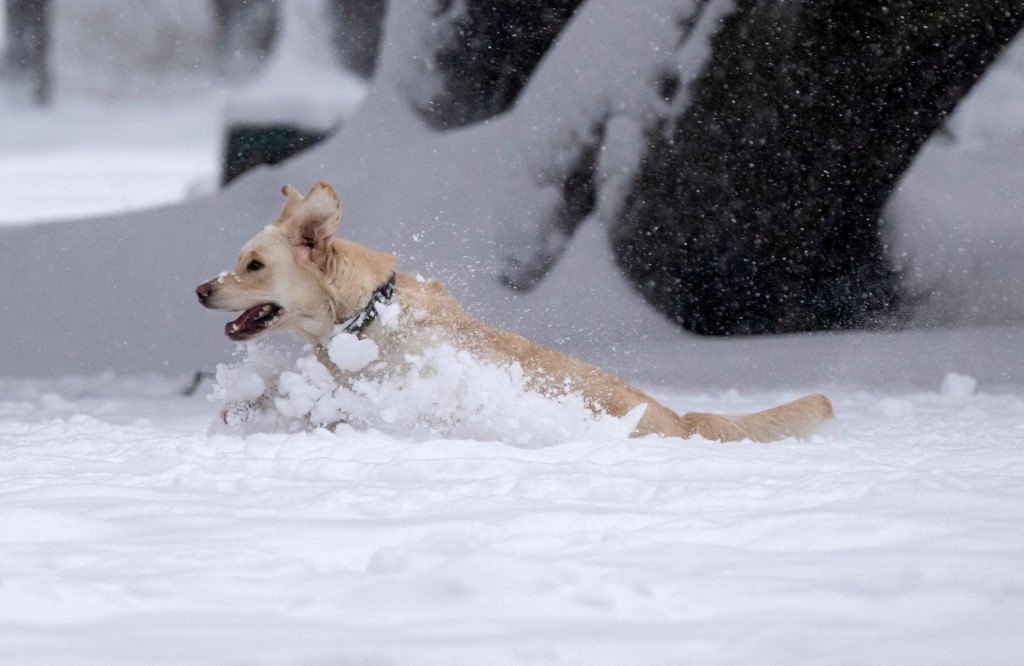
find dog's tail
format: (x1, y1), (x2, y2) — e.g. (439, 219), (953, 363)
(675, 394), (834, 443)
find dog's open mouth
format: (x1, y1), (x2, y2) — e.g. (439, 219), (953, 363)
(225, 303), (282, 341)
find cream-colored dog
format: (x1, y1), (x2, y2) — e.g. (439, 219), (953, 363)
(196, 182), (833, 441)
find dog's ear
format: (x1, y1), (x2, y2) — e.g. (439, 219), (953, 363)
(276, 184), (304, 223)
(279, 182), (341, 265)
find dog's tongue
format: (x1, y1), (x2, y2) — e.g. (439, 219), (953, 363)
(226, 304), (273, 341)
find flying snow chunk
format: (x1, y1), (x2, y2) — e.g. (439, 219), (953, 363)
(211, 361), (266, 403)
(327, 333), (380, 372)
(940, 372), (977, 400)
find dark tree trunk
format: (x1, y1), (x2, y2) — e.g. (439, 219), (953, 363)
(3, 0), (50, 104)
(412, 0), (586, 130)
(612, 0), (1024, 335)
(327, 0), (387, 79)
(212, 0), (278, 77)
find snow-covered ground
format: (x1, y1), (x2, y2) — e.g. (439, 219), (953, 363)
(0, 99), (222, 224)
(2, 371), (1024, 664)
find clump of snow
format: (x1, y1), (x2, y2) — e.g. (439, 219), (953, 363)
(209, 342), (295, 430)
(940, 372), (978, 401)
(210, 342), (288, 403)
(214, 332), (645, 447)
(326, 331), (380, 372)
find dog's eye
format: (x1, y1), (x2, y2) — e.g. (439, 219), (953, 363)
(247, 259), (264, 272)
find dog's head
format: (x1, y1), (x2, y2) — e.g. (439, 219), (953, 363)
(196, 182), (395, 343)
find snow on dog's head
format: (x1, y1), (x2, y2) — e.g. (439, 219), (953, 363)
(195, 182), (396, 344)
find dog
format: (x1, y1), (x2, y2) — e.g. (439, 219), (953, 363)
(196, 182), (833, 442)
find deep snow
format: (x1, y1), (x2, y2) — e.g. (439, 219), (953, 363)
(2, 370), (1024, 664)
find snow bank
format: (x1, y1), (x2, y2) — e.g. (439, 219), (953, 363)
(883, 30), (1024, 326)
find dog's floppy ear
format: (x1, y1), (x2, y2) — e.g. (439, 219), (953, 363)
(278, 181), (342, 264)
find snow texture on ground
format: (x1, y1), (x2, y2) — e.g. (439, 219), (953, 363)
(1, 370), (1023, 664)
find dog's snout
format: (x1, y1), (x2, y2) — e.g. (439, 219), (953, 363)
(196, 281), (212, 302)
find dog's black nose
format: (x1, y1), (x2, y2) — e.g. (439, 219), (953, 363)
(196, 282), (212, 302)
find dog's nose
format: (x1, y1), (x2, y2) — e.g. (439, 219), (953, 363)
(196, 282), (212, 302)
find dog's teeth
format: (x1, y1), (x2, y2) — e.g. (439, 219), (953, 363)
(230, 324), (239, 332)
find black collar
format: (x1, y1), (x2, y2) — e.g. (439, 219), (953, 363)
(339, 273), (396, 336)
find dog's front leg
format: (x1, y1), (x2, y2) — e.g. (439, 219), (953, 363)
(219, 392), (274, 427)
(218, 372), (283, 429)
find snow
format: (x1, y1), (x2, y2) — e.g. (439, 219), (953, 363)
(225, 333), (645, 446)
(940, 372), (978, 400)
(882, 30), (1024, 326)
(2, 371), (1024, 663)
(325, 329), (381, 372)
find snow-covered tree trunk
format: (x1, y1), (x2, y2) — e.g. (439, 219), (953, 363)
(611, 1), (1024, 335)
(3, 0), (50, 104)
(497, 0), (735, 293)
(408, 0), (586, 129)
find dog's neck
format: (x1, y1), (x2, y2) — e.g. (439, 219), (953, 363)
(317, 238), (398, 339)
(336, 273), (396, 336)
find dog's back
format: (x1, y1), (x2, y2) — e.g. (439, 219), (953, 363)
(397, 275), (833, 442)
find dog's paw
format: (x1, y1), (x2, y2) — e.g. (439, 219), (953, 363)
(219, 395), (274, 430)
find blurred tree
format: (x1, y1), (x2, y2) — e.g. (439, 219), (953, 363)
(212, 0), (278, 76)
(2, 0), (50, 104)
(327, 0), (386, 79)
(611, 0), (1024, 334)
(411, 0), (586, 129)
